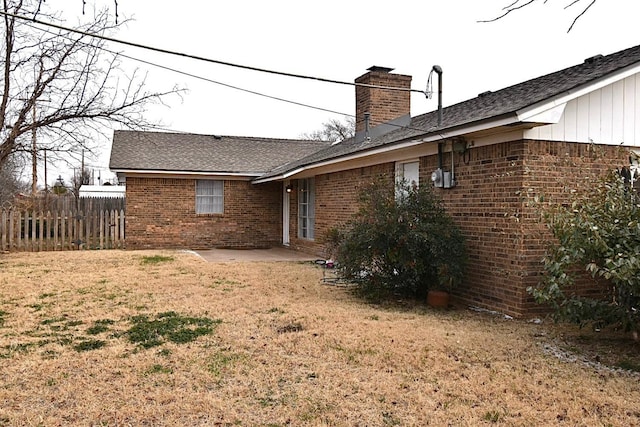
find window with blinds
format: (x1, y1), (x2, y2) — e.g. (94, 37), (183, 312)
(196, 180), (224, 214)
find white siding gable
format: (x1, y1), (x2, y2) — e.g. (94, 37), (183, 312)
(524, 73), (640, 146)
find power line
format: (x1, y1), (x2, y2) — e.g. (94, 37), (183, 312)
(10, 11), (448, 142)
(113, 51), (441, 137)
(1, 10), (428, 96)
(21, 20), (355, 120)
(19, 19), (440, 137)
(115, 51), (442, 137)
(118, 52), (355, 118)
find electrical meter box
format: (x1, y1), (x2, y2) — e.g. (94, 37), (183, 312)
(431, 168), (455, 189)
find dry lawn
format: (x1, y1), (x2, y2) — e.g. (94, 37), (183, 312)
(0, 250), (639, 426)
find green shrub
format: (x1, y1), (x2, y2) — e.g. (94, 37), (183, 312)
(328, 179), (466, 300)
(529, 172), (640, 333)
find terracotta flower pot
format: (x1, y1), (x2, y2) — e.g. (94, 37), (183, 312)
(427, 290), (450, 309)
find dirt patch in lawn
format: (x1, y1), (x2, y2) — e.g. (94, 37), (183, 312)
(0, 250), (639, 426)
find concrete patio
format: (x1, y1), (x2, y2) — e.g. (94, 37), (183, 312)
(193, 247), (320, 263)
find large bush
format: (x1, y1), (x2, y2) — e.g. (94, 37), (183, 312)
(327, 179), (466, 300)
(529, 172), (640, 334)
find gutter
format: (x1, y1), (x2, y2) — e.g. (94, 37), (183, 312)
(252, 114), (521, 184)
(254, 62), (640, 185)
(110, 168), (263, 178)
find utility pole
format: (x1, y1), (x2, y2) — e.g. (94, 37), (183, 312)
(44, 149), (48, 209)
(31, 102), (37, 195)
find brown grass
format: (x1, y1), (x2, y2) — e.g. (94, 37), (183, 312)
(0, 250), (639, 426)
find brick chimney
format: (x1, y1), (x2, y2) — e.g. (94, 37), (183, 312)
(355, 66), (412, 137)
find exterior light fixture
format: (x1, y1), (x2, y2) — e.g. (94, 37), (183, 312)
(285, 184), (292, 193)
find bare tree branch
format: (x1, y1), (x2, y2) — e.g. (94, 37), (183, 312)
(478, 0), (536, 24)
(0, 0), (184, 173)
(479, 0), (598, 32)
(301, 116), (355, 143)
(566, 0), (596, 32)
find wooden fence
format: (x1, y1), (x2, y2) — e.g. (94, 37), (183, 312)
(0, 208), (125, 252)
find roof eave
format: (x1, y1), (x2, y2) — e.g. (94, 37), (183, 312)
(111, 168), (263, 178)
(253, 114), (522, 183)
(517, 61), (640, 122)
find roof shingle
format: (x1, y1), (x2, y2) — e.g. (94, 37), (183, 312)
(259, 43), (640, 180)
(109, 131), (330, 175)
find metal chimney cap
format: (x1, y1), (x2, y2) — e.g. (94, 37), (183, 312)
(367, 66), (394, 73)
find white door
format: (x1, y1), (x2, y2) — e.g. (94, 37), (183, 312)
(282, 181), (290, 246)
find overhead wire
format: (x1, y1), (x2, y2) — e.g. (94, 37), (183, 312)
(10, 10), (444, 137)
(20, 20), (355, 125)
(1, 10), (428, 96)
(109, 51), (442, 137)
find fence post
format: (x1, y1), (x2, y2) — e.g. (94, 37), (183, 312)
(113, 209), (119, 248)
(29, 211), (35, 252)
(44, 209), (51, 251)
(91, 209), (97, 250)
(37, 211), (42, 252)
(111, 209), (116, 249)
(1, 209), (6, 251)
(99, 209), (104, 249)
(54, 211), (59, 250)
(60, 210), (67, 250)
(9, 210), (15, 251)
(17, 211), (22, 251)
(85, 210), (91, 250)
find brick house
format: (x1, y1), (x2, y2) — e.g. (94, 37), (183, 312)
(110, 44), (640, 316)
(109, 133), (330, 249)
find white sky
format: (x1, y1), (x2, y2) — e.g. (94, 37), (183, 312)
(36, 0), (640, 183)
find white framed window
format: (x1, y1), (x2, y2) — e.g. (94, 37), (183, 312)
(396, 160), (419, 188)
(395, 160), (419, 201)
(298, 178), (315, 240)
(196, 180), (224, 214)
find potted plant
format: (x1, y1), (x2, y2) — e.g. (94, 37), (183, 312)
(427, 267), (455, 308)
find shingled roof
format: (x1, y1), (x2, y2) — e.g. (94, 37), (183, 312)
(109, 131), (330, 175)
(257, 43), (640, 182)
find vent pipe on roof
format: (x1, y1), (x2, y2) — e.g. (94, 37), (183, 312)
(364, 112), (371, 142)
(432, 65), (443, 126)
(584, 54), (603, 64)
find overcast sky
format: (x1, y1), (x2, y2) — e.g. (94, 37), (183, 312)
(39, 0), (640, 182)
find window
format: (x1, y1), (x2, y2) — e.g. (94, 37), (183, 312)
(298, 178), (315, 239)
(396, 161), (419, 188)
(396, 161), (419, 199)
(196, 180), (224, 214)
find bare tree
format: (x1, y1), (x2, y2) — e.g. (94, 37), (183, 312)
(69, 164), (91, 198)
(35, 1), (121, 23)
(0, 0), (183, 173)
(301, 116), (355, 143)
(0, 156), (26, 208)
(481, 0), (597, 32)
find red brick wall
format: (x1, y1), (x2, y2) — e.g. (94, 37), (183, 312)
(517, 141), (627, 313)
(289, 140), (628, 317)
(125, 177), (282, 249)
(429, 140), (628, 316)
(355, 70), (411, 132)
(288, 163), (395, 256)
